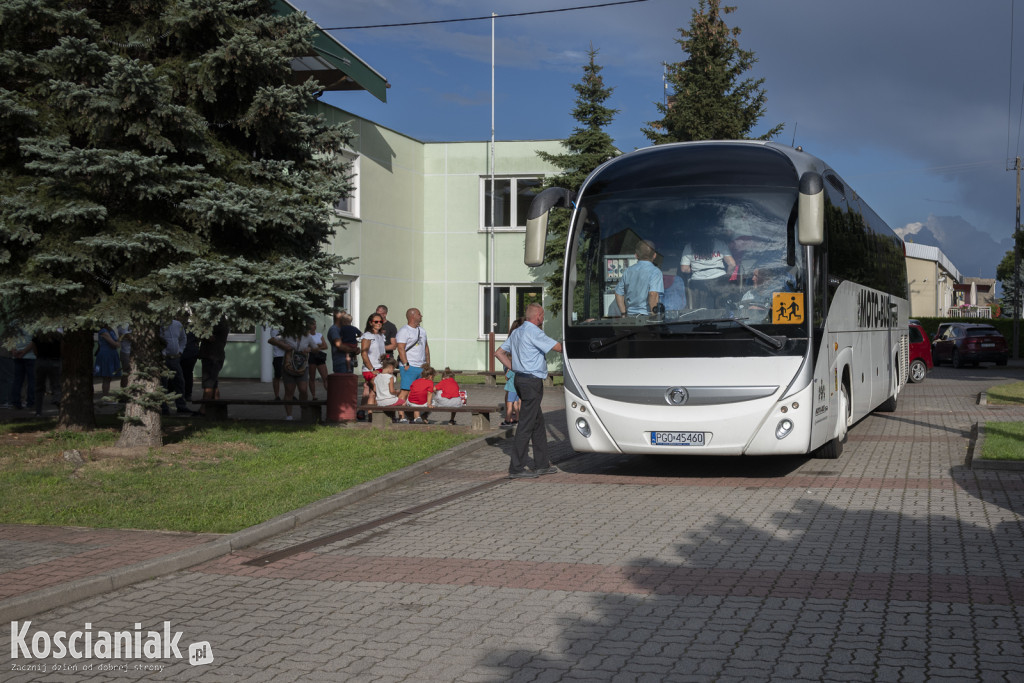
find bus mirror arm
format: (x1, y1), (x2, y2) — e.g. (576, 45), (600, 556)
(797, 171), (824, 246)
(525, 187), (575, 267)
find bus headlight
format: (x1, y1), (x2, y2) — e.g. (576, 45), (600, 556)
(775, 419), (794, 440)
(575, 417), (591, 438)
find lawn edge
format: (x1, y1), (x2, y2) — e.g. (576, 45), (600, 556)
(969, 421), (1024, 470)
(0, 428), (511, 622)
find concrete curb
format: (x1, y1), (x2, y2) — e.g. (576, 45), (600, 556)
(0, 427), (513, 622)
(967, 421), (1024, 471)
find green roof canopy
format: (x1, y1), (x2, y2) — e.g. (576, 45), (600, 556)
(273, 0), (389, 102)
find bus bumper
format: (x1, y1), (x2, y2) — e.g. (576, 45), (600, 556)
(563, 361), (813, 456)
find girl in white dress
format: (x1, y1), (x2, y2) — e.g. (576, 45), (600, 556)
(372, 357), (403, 407)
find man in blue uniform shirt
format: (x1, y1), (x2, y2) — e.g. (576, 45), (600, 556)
(494, 303), (562, 479)
(614, 239), (663, 316)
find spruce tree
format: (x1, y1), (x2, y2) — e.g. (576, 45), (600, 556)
(536, 46), (618, 315)
(0, 0), (352, 445)
(997, 245), (1023, 317)
(643, 0), (783, 143)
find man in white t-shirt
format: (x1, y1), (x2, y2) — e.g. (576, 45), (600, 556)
(396, 308), (430, 405)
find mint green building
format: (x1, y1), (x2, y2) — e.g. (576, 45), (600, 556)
(223, 108), (565, 380)
(220, 5), (564, 380)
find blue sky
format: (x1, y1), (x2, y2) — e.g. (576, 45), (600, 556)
(301, 0), (1024, 281)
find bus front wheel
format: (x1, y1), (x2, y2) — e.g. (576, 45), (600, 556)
(813, 384), (850, 460)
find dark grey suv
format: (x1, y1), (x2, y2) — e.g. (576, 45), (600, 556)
(932, 323), (1009, 368)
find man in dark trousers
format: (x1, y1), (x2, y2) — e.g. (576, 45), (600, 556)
(31, 330), (62, 418)
(196, 318), (230, 417)
(493, 302), (562, 479)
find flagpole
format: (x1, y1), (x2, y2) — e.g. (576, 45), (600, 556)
(488, 11), (496, 371)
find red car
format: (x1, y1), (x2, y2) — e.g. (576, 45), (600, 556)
(908, 320), (932, 383)
(931, 322), (1009, 368)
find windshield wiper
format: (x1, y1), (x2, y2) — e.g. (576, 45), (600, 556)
(666, 317), (786, 351)
(697, 317), (786, 350)
(589, 329), (637, 352)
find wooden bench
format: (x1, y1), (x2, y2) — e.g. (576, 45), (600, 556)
(195, 399), (325, 424)
(454, 370), (563, 387)
(362, 404), (505, 431)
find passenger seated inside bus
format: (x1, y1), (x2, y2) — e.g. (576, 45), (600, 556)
(662, 265), (687, 312)
(738, 267), (796, 322)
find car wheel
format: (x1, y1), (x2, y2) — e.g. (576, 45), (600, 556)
(909, 359), (927, 383)
(952, 349), (963, 369)
(997, 357), (1008, 366)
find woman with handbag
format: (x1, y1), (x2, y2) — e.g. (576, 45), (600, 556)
(306, 319), (329, 400)
(268, 330), (317, 421)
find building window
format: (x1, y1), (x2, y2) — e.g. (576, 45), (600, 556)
(481, 177), (542, 230)
(334, 153), (360, 218)
(227, 326), (257, 342)
(480, 284), (543, 337)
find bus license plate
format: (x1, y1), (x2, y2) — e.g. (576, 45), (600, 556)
(652, 431), (706, 446)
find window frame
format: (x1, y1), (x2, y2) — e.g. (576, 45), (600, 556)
(479, 175), (543, 232)
(478, 283), (544, 340)
(333, 152), (360, 219)
(228, 326), (257, 342)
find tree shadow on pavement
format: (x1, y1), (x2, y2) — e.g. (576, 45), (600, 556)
(477, 495), (1024, 681)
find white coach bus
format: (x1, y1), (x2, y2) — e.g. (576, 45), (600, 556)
(526, 141), (908, 459)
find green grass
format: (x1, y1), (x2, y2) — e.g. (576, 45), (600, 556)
(986, 382), (1024, 406)
(0, 418), (478, 533)
(982, 422), (1024, 461)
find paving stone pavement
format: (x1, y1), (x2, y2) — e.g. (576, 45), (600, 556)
(3, 365), (1024, 681)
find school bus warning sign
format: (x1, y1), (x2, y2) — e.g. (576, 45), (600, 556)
(771, 292), (804, 325)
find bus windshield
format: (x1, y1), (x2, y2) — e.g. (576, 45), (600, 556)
(566, 185), (804, 331)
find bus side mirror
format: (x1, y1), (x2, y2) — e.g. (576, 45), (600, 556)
(525, 187), (575, 267)
(797, 172), (824, 246)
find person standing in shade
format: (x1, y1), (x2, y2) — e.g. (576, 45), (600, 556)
(31, 330), (62, 417)
(614, 239), (664, 316)
(9, 329), (36, 410)
(396, 308), (430, 407)
(326, 311), (360, 373)
(269, 330), (317, 421)
(306, 318), (329, 399)
(268, 327), (285, 401)
(180, 328), (200, 405)
(196, 318), (230, 417)
(160, 318), (190, 415)
(117, 324), (132, 388)
(0, 341), (12, 409)
(493, 302), (563, 479)
(94, 325), (121, 401)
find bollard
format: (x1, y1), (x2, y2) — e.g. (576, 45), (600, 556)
(326, 373), (358, 422)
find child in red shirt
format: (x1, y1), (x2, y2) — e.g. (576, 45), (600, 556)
(433, 367), (463, 426)
(406, 365), (436, 424)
